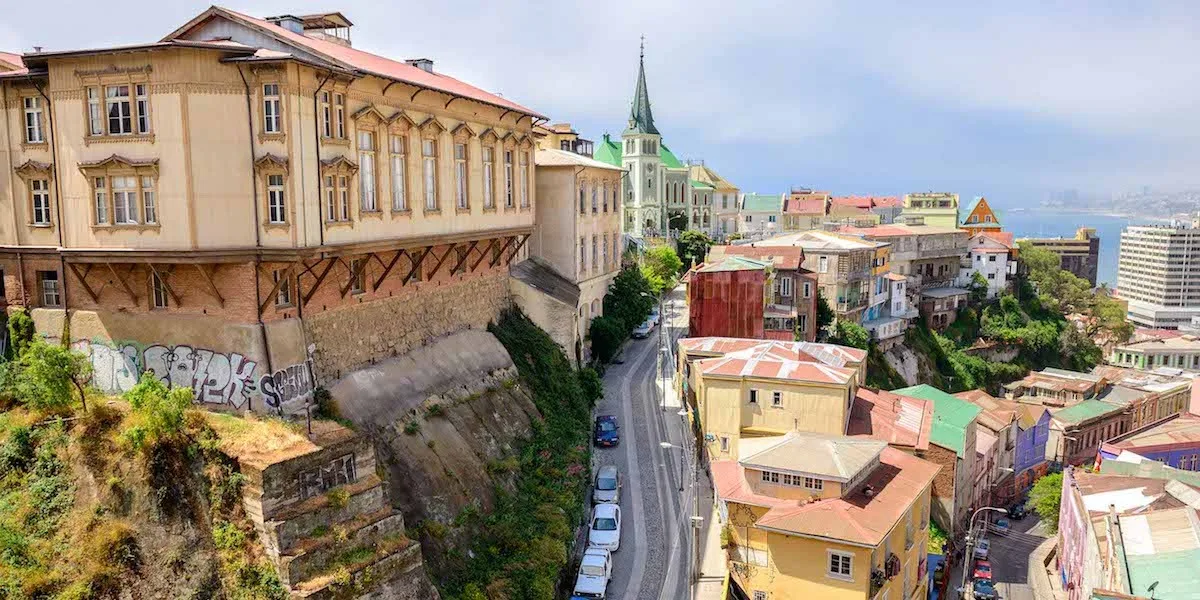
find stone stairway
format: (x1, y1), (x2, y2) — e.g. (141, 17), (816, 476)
(237, 422), (436, 599)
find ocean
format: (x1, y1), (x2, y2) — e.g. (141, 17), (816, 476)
(1000, 209), (1168, 288)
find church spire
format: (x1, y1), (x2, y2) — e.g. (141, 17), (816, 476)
(625, 35), (659, 136)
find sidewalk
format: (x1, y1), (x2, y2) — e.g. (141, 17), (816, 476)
(1029, 537), (1067, 600)
(693, 466), (728, 600)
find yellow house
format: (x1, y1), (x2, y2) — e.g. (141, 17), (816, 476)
(676, 337), (867, 460)
(900, 192), (959, 229)
(713, 431), (940, 600)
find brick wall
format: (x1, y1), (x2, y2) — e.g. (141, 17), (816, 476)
(924, 444), (960, 536)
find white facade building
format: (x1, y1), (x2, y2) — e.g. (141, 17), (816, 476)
(1119, 218), (1200, 329)
(958, 232), (1016, 298)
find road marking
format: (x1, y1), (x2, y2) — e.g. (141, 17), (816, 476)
(616, 334), (657, 599)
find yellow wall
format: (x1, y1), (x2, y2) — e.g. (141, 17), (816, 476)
(699, 374), (853, 460)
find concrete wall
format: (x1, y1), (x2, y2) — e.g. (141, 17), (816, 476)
(509, 274), (577, 362)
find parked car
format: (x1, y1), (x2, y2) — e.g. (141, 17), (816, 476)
(973, 578), (999, 599)
(632, 319), (654, 339)
(593, 416), (619, 447)
(973, 538), (991, 560)
(593, 465), (622, 504)
(588, 503), (622, 551)
(973, 560), (993, 581)
(992, 517), (1011, 533)
(648, 306), (661, 326)
(571, 547), (612, 599)
(1008, 504), (1027, 520)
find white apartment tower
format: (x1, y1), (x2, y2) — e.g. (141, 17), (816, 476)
(1118, 216), (1200, 329)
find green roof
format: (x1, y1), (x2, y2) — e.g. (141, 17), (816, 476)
(1126, 550), (1200, 599)
(698, 256), (769, 272)
(893, 385), (982, 457)
(1098, 457), (1200, 487)
(741, 193), (782, 213)
(1051, 399), (1124, 425)
(591, 135), (685, 170)
(689, 178), (714, 190)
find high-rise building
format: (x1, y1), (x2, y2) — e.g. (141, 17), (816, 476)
(1118, 218), (1200, 329)
(1020, 227), (1101, 287)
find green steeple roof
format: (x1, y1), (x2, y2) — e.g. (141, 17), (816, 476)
(624, 41), (659, 136)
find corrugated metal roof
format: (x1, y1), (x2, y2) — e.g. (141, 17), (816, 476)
(741, 193), (783, 213)
(893, 385), (982, 457)
(1052, 399), (1125, 425)
(847, 388), (934, 451)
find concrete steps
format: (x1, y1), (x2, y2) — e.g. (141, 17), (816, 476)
(277, 509), (408, 588)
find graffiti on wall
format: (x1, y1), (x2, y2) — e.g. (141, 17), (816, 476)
(260, 361), (315, 411)
(297, 453), (357, 500)
(71, 340), (259, 409)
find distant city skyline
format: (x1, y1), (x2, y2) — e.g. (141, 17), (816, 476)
(8, 1), (1200, 206)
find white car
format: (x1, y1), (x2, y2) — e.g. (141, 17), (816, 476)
(593, 465), (622, 504)
(572, 547), (612, 598)
(973, 538), (990, 560)
(588, 503), (622, 552)
(631, 319), (654, 339)
(648, 306), (661, 326)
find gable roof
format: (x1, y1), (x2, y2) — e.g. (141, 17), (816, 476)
(689, 164), (737, 191)
(696, 341), (857, 385)
(741, 193), (783, 213)
(678, 337), (866, 364)
(954, 389), (1017, 433)
(696, 256), (770, 273)
(591, 134), (684, 168)
(164, 6), (541, 118)
(893, 385), (982, 457)
(847, 388), (934, 451)
(739, 431), (887, 481)
(1052, 399), (1126, 425)
(534, 148), (623, 171)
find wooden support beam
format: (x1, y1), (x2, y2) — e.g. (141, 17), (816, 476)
(450, 240), (478, 275)
(66, 263), (99, 303)
(339, 255), (371, 298)
(259, 264), (293, 316)
(373, 249), (407, 290)
(193, 264), (225, 308)
(490, 236), (516, 267)
(302, 259), (338, 306)
(506, 234), (530, 264)
(105, 262), (138, 304)
(402, 247), (430, 285)
(425, 244), (456, 280)
(146, 263), (182, 307)
(297, 259), (322, 280)
(471, 238), (496, 272)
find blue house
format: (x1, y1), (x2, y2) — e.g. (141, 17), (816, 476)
(1013, 404), (1051, 494)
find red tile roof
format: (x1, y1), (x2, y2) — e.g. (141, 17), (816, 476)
(0, 51), (28, 76)
(783, 197), (827, 215)
(847, 388), (934, 451)
(709, 245), (805, 270)
(712, 447), (941, 546)
(167, 7), (542, 118)
(979, 231), (1015, 248)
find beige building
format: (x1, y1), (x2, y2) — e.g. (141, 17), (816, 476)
(0, 8), (541, 413)
(689, 162), (739, 238)
(511, 126), (622, 365)
(758, 230), (886, 324)
(899, 192), (959, 229)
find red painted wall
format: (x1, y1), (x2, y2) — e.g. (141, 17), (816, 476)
(688, 269), (765, 338)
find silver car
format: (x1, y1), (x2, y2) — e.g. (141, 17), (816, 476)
(588, 503), (621, 552)
(593, 465), (622, 504)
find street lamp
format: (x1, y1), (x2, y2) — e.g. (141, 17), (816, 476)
(959, 506), (1008, 599)
(661, 441), (685, 492)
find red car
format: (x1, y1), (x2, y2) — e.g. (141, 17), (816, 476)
(973, 559), (993, 581)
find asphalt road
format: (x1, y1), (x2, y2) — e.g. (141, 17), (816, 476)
(956, 515), (1048, 600)
(590, 289), (693, 600)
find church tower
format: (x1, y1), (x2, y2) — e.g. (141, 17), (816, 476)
(621, 38), (663, 237)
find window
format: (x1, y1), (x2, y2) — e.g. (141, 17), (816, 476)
(262, 83), (281, 133)
(768, 215), (776, 223)
(324, 175), (336, 220)
(106, 85), (132, 135)
(591, 235), (598, 272)
(339, 176), (350, 220)
(772, 391), (782, 407)
(30, 179), (51, 226)
(23, 96), (44, 143)
(818, 256), (828, 273)
(423, 139), (438, 210)
(142, 176), (157, 224)
(320, 91), (332, 137)
(988, 255), (997, 262)
(780, 276), (793, 297)
(358, 131), (377, 211)
(749, 389), (758, 404)
(334, 93), (345, 138)
(39, 271), (60, 307)
(804, 476), (823, 490)
(744, 215), (752, 222)
(349, 258), (365, 294)
(987, 273), (995, 280)
(151, 272), (169, 309)
(454, 142), (468, 209)
(803, 281), (811, 297)
(87, 87), (103, 136)
(520, 151), (530, 207)
(267, 174), (286, 223)
(828, 551), (853, 580)
(93, 177), (108, 224)
(390, 135), (407, 211)
(580, 184), (587, 214)
(720, 436), (729, 452)
(135, 83), (151, 134)
(482, 146), (495, 209)
(112, 176), (139, 224)
(602, 181), (609, 212)
(275, 269), (292, 307)
(602, 235), (609, 269)
(753, 592), (767, 600)
(580, 237), (587, 271)
(761, 470), (779, 483)
(504, 151), (514, 208)
(798, 314), (807, 333)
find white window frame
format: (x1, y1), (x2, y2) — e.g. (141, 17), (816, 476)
(262, 83), (281, 134)
(772, 391), (782, 407)
(818, 256), (828, 273)
(520, 151), (530, 208)
(780, 276), (793, 297)
(454, 142), (468, 210)
(93, 177), (108, 224)
(23, 96), (44, 143)
(320, 91), (332, 137)
(348, 258), (365, 294)
(423, 138), (438, 211)
(482, 146), (495, 209)
(390, 135), (408, 211)
(827, 550), (853, 581)
(112, 176), (139, 224)
(106, 84), (133, 135)
(267, 174), (286, 224)
(334, 93), (346, 138)
(30, 179), (51, 226)
(358, 130), (377, 211)
(275, 269), (293, 307)
(151, 272), (169, 309)
(141, 176), (157, 224)
(504, 150), (514, 208)
(39, 270), (60, 307)
(87, 87), (103, 136)
(135, 83), (151, 134)
(339, 176), (350, 221)
(749, 389), (758, 404)
(324, 175), (336, 221)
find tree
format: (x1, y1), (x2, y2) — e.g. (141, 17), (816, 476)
(1028, 472), (1064, 532)
(829, 321), (869, 350)
(120, 371), (195, 452)
(967, 271), (989, 305)
(675, 230), (713, 270)
(12, 339), (92, 412)
(1087, 293), (1133, 344)
(588, 316), (625, 364)
(602, 266), (654, 333)
(1058, 325), (1103, 371)
(1018, 242), (1092, 313)
(644, 245), (683, 283)
(815, 291), (835, 341)
(6, 309), (34, 359)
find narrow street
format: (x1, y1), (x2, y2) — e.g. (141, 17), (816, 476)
(951, 514), (1049, 600)
(591, 286), (695, 600)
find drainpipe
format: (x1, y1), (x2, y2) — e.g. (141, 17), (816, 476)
(30, 76), (69, 317)
(238, 65), (274, 409)
(312, 71), (333, 248)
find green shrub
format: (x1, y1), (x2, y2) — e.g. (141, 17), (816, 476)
(6, 309), (34, 359)
(119, 372), (194, 452)
(828, 321), (869, 350)
(588, 315), (625, 364)
(425, 403), (445, 418)
(403, 420), (420, 435)
(11, 340), (92, 412)
(577, 367), (603, 405)
(326, 487), (350, 509)
(212, 520), (248, 552)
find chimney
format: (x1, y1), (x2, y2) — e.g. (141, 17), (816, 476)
(266, 14), (305, 34)
(406, 58), (434, 73)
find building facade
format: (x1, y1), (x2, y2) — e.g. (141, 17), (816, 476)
(1118, 219), (1200, 328)
(958, 231), (1016, 299)
(1098, 412), (1200, 472)
(1110, 334), (1200, 372)
(758, 231), (884, 324)
(707, 244), (819, 342)
(689, 162), (739, 239)
(0, 8), (540, 414)
(686, 256), (772, 340)
(739, 193), (783, 236)
(1019, 227), (1100, 287)
(899, 192), (959, 229)
(959, 196), (1001, 236)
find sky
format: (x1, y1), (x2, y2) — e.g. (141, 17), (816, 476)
(6, 1), (1200, 208)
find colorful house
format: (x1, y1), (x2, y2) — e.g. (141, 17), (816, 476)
(707, 245), (820, 341)
(959, 196), (1001, 235)
(687, 257), (772, 340)
(1098, 412), (1200, 471)
(713, 431), (940, 600)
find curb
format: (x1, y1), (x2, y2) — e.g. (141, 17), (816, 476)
(1028, 536), (1062, 600)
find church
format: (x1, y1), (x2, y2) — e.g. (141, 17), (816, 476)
(595, 43), (738, 239)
